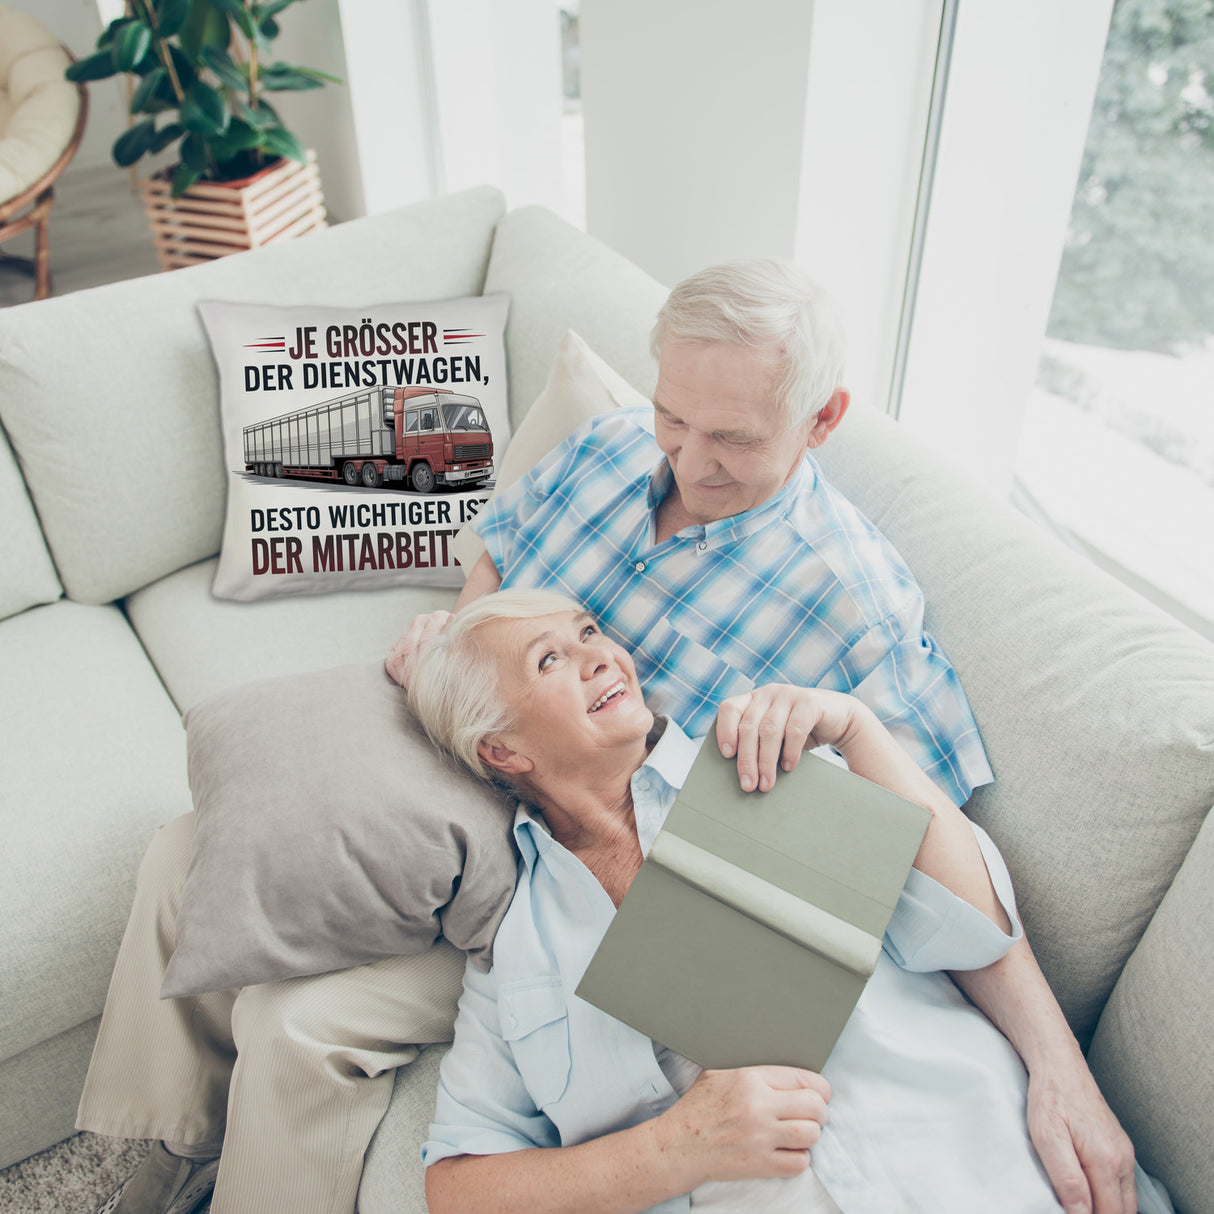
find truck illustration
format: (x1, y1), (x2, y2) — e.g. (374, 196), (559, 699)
(243, 385), (494, 492)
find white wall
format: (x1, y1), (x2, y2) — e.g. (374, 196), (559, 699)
(428, 0), (565, 213)
(795, 0), (941, 414)
(579, 0), (818, 288)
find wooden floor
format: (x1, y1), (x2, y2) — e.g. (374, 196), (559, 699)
(0, 162), (162, 308)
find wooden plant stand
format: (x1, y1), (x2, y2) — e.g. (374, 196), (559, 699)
(140, 150), (327, 271)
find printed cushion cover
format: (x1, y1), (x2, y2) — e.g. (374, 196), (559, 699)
(200, 295), (509, 601)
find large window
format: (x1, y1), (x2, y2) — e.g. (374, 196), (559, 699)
(1013, 0), (1214, 636)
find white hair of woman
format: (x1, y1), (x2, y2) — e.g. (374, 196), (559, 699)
(407, 587), (586, 783)
(650, 258), (847, 430)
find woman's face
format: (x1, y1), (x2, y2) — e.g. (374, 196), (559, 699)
(477, 610), (653, 776)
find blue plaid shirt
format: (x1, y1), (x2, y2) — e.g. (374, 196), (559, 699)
(474, 407), (991, 805)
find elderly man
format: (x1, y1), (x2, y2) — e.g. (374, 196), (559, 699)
(388, 259), (1136, 1214)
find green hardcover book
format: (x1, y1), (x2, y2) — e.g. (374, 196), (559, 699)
(575, 743), (932, 1072)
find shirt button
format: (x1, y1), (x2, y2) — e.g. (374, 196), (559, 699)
(634, 561), (646, 573)
(697, 541), (708, 551)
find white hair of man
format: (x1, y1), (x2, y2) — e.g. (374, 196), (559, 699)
(650, 258), (847, 430)
(408, 588), (587, 783)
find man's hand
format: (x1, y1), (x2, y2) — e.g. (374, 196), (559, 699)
(1026, 1061), (1137, 1214)
(715, 685), (860, 792)
(653, 1066), (830, 1186)
(385, 610), (453, 689)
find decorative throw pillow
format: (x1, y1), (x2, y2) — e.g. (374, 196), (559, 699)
(450, 329), (651, 569)
(161, 662), (519, 998)
(199, 295), (510, 602)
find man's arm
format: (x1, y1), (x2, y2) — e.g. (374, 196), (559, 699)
(717, 684), (1136, 1214)
(951, 942), (1137, 1214)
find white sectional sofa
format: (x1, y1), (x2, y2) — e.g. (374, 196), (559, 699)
(0, 186), (1211, 1213)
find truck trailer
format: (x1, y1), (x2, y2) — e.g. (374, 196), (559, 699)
(243, 385), (494, 492)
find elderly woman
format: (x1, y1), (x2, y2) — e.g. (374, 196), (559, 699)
(407, 588), (1083, 1214)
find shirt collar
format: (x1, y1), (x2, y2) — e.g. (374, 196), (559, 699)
(512, 716), (702, 869)
(645, 456), (818, 547)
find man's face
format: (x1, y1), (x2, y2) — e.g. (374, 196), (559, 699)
(478, 610), (653, 779)
(652, 340), (815, 524)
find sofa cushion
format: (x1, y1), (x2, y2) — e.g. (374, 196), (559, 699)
(124, 557), (455, 714)
(1088, 804), (1214, 1214)
(0, 186), (505, 606)
(813, 402), (1214, 1045)
(483, 205), (668, 430)
(0, 600), (192, 1063)
(163, 663), (517, 997)
(198, 293), (509, 602)
(0, 422), (60, 620)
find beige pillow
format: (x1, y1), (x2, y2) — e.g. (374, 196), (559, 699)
(162, 662), (518, 997)
(450, 329), (650, 569)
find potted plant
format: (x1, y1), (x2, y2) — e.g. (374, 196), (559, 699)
(66, 0), (340, 268)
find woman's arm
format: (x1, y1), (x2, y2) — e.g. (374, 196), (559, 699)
(715, 684), (1010, 931)
(427, 1065), (830, 1214)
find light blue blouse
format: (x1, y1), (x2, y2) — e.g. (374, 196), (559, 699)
(424, 721), (1068, 1212)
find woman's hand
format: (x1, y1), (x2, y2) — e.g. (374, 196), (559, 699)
(716, 685), (861, 792)
(385, 610), (453, 688)
(654, 1066), (831, 1185)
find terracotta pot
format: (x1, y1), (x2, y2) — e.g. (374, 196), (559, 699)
(139, 150), (327, 270)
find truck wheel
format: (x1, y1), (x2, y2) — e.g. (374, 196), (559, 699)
(343, 462), (359, 486)
(411, 463), (436, 493)
(275, 463), (284, 478)
(361, 461), (381, 488)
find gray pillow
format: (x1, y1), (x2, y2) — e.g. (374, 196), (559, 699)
(161, 662), (518, 998)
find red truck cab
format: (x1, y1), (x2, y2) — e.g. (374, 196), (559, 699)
(390, 386), (494, 493)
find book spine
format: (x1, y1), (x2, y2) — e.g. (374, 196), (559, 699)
(648, 832), (882, 977)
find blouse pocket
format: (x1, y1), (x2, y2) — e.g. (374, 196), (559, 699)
(499, 978), (572, 1109)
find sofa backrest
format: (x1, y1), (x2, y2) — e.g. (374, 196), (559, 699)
(483, 205), (669, 429)
(815, 401), (1214, 1041)
(0, 186), (507, 606)
(0, 421), (60, 620)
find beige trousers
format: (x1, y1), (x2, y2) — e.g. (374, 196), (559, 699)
(76, 814), (466, 1214)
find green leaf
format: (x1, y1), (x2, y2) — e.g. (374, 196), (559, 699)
(234, 96), (278, 129)
(293, 65), (343, 85)
(180, 0), (231, 63)
(181, 80), (230, 135)
(260, 62), (323, 91)
(180, 131), (210, 172)
(260, 125), (305, 163)
(171, 162), (201, 197)
(96, 17), (129, 50)
(254, 0), (297, 19)
(112, 119), (157, 167)
(155, 0), (191, 40)
(200, 44), (249, 90)
(150, 122), (185, 153)
(259, 15), (279, 40)
(66, 50), (119, 83)
(221, 118), (263, 150)
(167, 44), (198, 91)
(129, 67), (168, 113)
(209, 0), (257, 39)
(112, 20), (152, 72)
